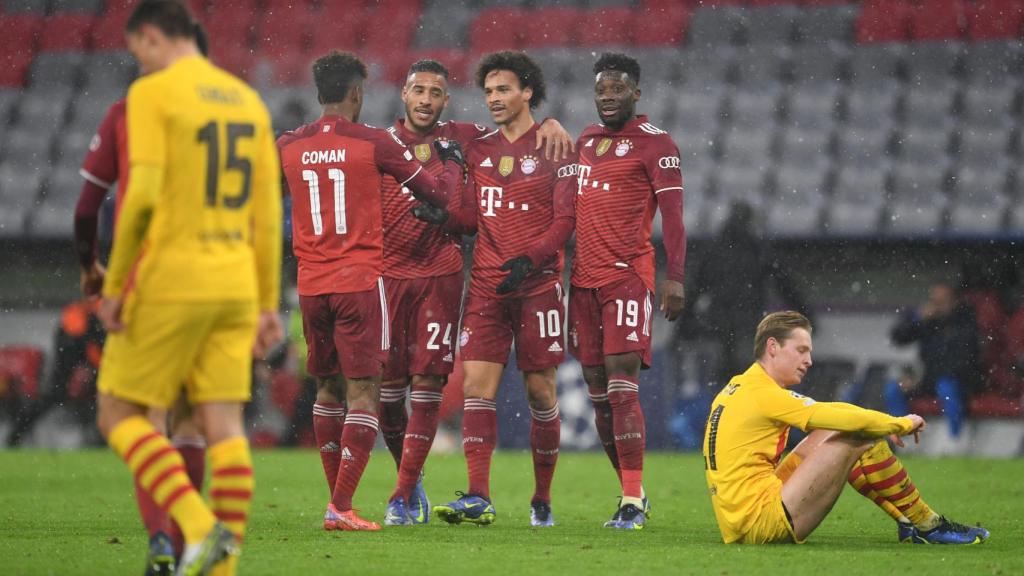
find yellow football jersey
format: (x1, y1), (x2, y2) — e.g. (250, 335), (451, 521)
(104, 55), (281, 311)
(703, 362), (914, 543)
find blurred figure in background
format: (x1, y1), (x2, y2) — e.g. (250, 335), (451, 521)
(884, 282), (981, 438)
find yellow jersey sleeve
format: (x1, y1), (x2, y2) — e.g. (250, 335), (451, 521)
(251, 105), (282, 311)
(752, 385), (819, 431)
(806, 402), (915, 437)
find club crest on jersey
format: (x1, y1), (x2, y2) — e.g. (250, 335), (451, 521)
(498, 156), (515, 177)
(414, 143), (432, 163)
(520, 155), (538, 175)
(596, 138), (613, 156)
(615, 139), (633, 157)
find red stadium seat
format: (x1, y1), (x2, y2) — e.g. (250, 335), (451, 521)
(635, 5), (690, 46)
(909, 396), (943, 416)
(409, 48), (472, 86)
(204, 2), (257, 48)
(855, 0), (913, 42)
(0, 14), (41, 59)
(800, 0), (857, 4)
(0, 51), (32, 86)
(91, 10), (129, 49)
(579, 7), (635, 46)
(968, 0), (1024, 40)
(38, 14), (95, 51)
(256, 11), (317, 59)
(310, 7), (366, 54)
(969, 393), (1022, 417)
(0, 346), (44, 399)
(361, 9), (417, 58)
(910, 0), (967, 40)
(520, 8), (582, 48)
(209, 44), (255, 80)
(469, 8), (527, 53)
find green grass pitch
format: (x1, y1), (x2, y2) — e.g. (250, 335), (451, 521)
(1, 450), (1021, 575)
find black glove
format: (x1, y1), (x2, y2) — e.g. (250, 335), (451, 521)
(496, 255), (534, 295)
(411, 202), (449, 225)
(433, 138), (465, 168)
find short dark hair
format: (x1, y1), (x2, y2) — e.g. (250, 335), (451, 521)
(195, 22), (208, 57)
(753, 311), (812, 359)
(475, 51), (546, 109)
(408, 59), (448, 80)
(312, 51), (367, 105)
(125, 0), (197, 39)
(593, 52), (641, 86)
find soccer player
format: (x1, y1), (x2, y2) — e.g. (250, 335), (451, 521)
(569, 53), (686, 529)
(430, 51), (578, 527)
(277, 51), (463, 532)
(76, 23), (211, 574)
(377, 58), (573, 526)
(703, 311), (990, 545)
(94, 2), (283, 575)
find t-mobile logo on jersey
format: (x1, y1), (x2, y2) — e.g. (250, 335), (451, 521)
(480, 186), (503, 217)
(576, 164), (611, 195)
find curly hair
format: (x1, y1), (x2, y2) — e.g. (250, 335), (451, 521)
(475, 51), (546, 109)
(313, 50), (368, 105)
(593, 52), (641, 86)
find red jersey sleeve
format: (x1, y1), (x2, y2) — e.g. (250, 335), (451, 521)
(79, 103), (120, 189)
(644, 134), (683, 195)
(446, 121), (492, 144)
(644, 135), (686, 283)
(523, 153), (577, 268)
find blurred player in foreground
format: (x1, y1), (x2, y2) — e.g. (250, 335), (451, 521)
(75, 21), (210, 575)
(278, 51), (462, 532)
(430, 51), (578, 527)
(377, 58), (573, 526)
(570, 53), (687, 529)
(703, 311), (989, 545)
(94, 2), (283, 574)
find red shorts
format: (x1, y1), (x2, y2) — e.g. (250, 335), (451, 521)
(459, 283), (565, 372)
(568, 274), (653, 368)
(299, 280), (388, 380)
(382, 272), (464, 381)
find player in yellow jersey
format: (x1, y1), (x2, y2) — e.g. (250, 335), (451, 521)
(703, 311), (989, 545)
(93, 2), (283, 575)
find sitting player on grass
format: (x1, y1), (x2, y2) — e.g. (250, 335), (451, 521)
(702, 311), (989, 545)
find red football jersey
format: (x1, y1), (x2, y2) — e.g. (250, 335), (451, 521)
(464, 123), (578, 299)
(278, 115), (425, 296)
(381, 119), (488, 279)
(572, 116), (684, 293)
(79, 99), (129, 214)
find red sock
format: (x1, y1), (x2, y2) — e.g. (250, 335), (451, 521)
(463, 397), (497, 500)
(379, 384), (408, 469)
(168, 437), (206, 555)
(393, 385), (443, 501)
(530, 404), (560, 504)
(133, 478), (169, 537)
(608, 376), (644, 499)
(313, 402), (346, 495)
(331, 410), (379, 511)
(588, 385), (620, 479)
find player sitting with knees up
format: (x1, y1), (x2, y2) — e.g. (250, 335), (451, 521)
(702, 311), (989, 545)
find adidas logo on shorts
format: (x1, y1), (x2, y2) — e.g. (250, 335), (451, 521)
(548, 341), (563, 353)
(626, 331), (639, 343)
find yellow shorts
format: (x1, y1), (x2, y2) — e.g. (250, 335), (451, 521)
(98, 298), (258, 408)
(736, 487), (804, 545)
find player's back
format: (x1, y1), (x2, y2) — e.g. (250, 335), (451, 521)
(127, 56), (277, 304)
(572, 116), (682, 292)
(279, 116), (403, 296)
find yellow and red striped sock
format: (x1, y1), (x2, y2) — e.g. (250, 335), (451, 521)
(851, 440), (936, 527)
(108, 416), (216, 544)
(208, 436), (254, 541)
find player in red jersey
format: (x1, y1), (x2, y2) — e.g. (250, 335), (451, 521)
(377, 59), (573, 526)
(277, 51), (462, 532)
(430, 51), (577, 528)
(569, 53), (686, 530)
(73, 24), (210, 575)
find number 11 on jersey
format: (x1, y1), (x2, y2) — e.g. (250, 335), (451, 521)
(302, 168), (347, 235)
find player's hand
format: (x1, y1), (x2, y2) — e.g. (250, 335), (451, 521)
(433, 138), (465, 168)
(253, 311), (284, 360)
(496, 255), (534, 295)
(891, 414), (926, 447)
(411, 202), (449, 225)
(98, 296), (125, 333)
(80, 262), (106, 298)
(660, 279), (685, 321)
(535, 118), (575, 161)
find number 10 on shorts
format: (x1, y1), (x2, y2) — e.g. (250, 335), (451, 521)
(535, 309), (562, 339)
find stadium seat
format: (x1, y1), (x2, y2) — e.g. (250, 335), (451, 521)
(726, 89), (782, 130)
(968, 0), (1024, 40)
(903, 42), (962, 88)
(79, 51), (136, 91)
(789, 43), (845, 86)
(957, 127), (1012, 170)
(444, 86), (491, 127)
(51, 0), (104, 12)
(27, 51), (84, 89)
(842, 86), (899, 131)
(0, 164), (43, 208)
(578, 7), (634, 46)
(909, 0), (968, 41)
(855, 0), (913, 43)
(746, 5), (800, 46)
(2, 0), (47, 13)
(719, 126), (774, 170)
(732, 45), (788, 89)
(766, 165), (826, 236)
(962, 41), (1021, 87)
(895, 128), (952, 170)
(90, 10), (130, 50)
(559, 91), (598, 134)
(0, 346), (44, 398)
(12, 88), (72, 135)
(688, 5), (748, 47)
(255, 11), (316, 60)
(66, 93), (114, 132)
(0, 52), (33, 87)
(681, 168), (708, 237)
(415, 3), (473, 49)
(784, 85), (840, 131)
(634, 47), (685, 84)
(0, 89), (18, 121)
(949, 166), (1009, 234)
(2, 126), (51, 167)
(559, 48), (605, 86)
(887, 163), (949, 235)
(407, 48), (472, 85)
(38, 14), (95, 51)
(794, 4), (858, 45)
(0, 199), (27, 236)
(203, 3), (256, 50)
(633, 5), (689, 46)
(902, 86), (956, 130)
(706, 167), (767, 232)
(468, 8), (526, 53)
(836, 125), (893, 169)
(520, 8), (582, 48)
(677, 46), (734, 89)
(361, 10), (419, 58)
(0, 14), (42, 58)
(845, 43), (903, 88)
(826, 166), (887, 235)
(358, 84), (400, 129)
(778, 127), (832, 168)
(53, 127), (93, 169)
